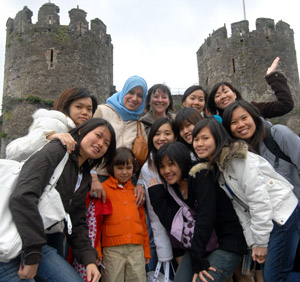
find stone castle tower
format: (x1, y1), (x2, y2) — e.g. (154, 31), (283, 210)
(0, 3), (113, 156)
(197, 18), (300, 133)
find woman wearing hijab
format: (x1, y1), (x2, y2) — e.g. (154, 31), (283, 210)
(91, 75), (148, 205)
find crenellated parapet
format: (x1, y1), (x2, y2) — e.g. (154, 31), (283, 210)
(1, 2), (114, 157)
(197, 18), (300, 133)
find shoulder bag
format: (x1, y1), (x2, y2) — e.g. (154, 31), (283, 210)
(168, 185), (218, 251)
(132, 121), (148, 168)
(0, 152), (71, 262)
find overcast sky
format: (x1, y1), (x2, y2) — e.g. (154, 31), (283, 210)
(0, 0), (299, 106)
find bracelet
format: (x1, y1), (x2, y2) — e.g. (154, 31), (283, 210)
(91, 179), (99, 182)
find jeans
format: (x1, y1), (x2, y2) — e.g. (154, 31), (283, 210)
(174, 249), (242, 282)
(0, 245), (84, 282)
(145, 209), (158, 272)
(262, 206), (300, 282)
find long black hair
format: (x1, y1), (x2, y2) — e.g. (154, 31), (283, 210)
(69, 118), (116, 169)
(147, 117), (177, 170)
(192, 117), (233, 169)
(182, 85), (208, 105)
(207, 82), (242, 116)
(222, 100), (265, 152)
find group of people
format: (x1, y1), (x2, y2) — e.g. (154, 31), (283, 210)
(0, 57), (299, 282)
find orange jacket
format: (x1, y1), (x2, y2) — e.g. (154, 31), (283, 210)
(97, 175), (151, 259)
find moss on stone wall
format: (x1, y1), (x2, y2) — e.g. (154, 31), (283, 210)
(51, 26), (71, 45)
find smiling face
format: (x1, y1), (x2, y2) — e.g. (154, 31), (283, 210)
(153, 123), (175, 150)
(179, 121), (195, 144)
(150, 89), (170, 116)
(69, 97), (93, 126)
(113, 158), (134, 185)
(193, 126), (216, 160)
(230, 106), (256, 141)
(214, 85), (237, 110)
(183, 90), (206, 112)
(79, 126), (111, 164)
(123, 86), (143, 111)
(159, 156), (182, 185)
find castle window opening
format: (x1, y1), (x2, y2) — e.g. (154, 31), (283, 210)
(48, 16), (53, 25)
(50, 49), (54, 67)
(232, 59), (236, 73)
(45, 48), (58, 69)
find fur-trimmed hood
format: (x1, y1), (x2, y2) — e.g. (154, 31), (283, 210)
(189, 162), (209, 178)
(217, 141), (248, 171)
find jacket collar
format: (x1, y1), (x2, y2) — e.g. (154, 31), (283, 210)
(105, 175), (134, 190)
(189, 162), (209, 178)
(217, 141), (248, 170)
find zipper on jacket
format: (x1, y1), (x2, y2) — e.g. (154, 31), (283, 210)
(229, 175), (238, 181)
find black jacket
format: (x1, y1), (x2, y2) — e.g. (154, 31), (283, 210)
(149, 162), (247, 273)
(252, 71), (294, 118)
(10, 140), (98, 266)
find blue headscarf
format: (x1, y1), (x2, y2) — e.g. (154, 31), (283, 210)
(106, 76), (148, 121)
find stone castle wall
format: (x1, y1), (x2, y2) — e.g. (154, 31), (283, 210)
(197, 18), (300, 133)
(1, 3), (113, 156)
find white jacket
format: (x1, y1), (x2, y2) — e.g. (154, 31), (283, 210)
(217, 142), (298, 248)
(6, 109), (75, 162)
(138, 159), (173, 262)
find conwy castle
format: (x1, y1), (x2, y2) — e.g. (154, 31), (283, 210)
(0, 4), (299, 156)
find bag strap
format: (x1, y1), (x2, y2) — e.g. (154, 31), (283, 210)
(152, 261), (172, 282)
(44, 152), (72, 234)
(224, 182), (249, 212)
(263, 123), (291, 167)
(136, 121), (142, 137)
(167, 184), (187, 209)
(49, 152), (69, 187)
(44, 152), (69, 190)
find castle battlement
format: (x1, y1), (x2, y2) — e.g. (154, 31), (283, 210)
(1, 2), (114, 157)
(197, 18), (300, 134)
(6, 3), (109, 43)
(198, 18), (294, 55)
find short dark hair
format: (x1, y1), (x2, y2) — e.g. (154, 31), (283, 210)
(53, 87), (98, 116)
(174, 108), (202, 149)
(222, 100), (265, 150)
(208, 82), (242, 116)
(69, 118), (116, 169)
(147, 117), (177, 169)
(145, 84), (174, 113)
(154, 142), (191, 182)
(182, 85), (208, 105)
(106, 147), (137, 176)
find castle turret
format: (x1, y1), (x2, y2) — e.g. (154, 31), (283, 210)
(14, 6), (33, 34)
(0, 2), (114, 157)
(197, 18), (300, 133)
(37, 3), (60, 27)
(231, 20), (249, 38)
(69, 6), (88, 35)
